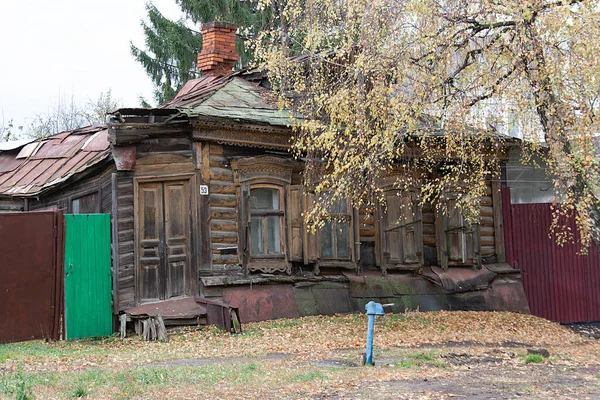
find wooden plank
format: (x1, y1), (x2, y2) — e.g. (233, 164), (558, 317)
(193, 142), (202, 170)
(209, 144), (224, 155)
(201, 143), (211, 183)
(492, 180), (506, 263)
(480, 216), (494, 226)
(481, 196), (493, 207)
(211, 219), (237, 231)
(287, 186), (303, 262)
(210, 167), (233, 182)
(481, 206), (494, 217)
(209, 154), (229, 168)
(199, 143), (212, 272)
(209, 193), (237, 208)
(423, 235), (436, 246)
(111, 173), (120, 314)
(210, 207), (237, 220)
(210, 180), (236, 194)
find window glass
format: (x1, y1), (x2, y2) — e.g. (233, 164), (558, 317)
(320, 198), (351, 260)
(71, 192), (99, 214)
(320, 221), (334, 258)
(251, 216), (263, 255)
(336, 221), (350, 258)
(328, 198), (348, 214)
(249, 187), (283, 256)
(266, 215), (281, 254)
(251, 188), (279, 210)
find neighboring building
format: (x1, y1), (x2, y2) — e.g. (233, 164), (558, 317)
(0, 22), (528, 324)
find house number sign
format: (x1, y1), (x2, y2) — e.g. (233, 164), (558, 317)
(200, 185), (209, 195)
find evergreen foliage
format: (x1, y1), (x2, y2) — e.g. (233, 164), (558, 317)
(131, 1), (271, 105)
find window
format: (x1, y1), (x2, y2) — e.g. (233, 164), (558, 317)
(379, 190), (423, 274)
(231, 155), (295, 275)
(300, 191), (358, 274)
(250, 187), (284, 257)
(320, 198), (351, 260)
(436, 198), (481, 269)
(71, 192), (99, 214)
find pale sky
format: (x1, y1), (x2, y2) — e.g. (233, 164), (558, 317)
(0, 0), (188, 132)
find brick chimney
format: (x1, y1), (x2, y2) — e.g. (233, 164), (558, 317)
(197, 22), (238, 76)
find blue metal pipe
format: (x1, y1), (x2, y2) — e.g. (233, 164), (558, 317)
(365, 301), (384, 366)
(365, 312), (375, 365)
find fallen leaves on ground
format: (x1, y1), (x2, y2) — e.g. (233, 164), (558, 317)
(1, 310), (596, 374)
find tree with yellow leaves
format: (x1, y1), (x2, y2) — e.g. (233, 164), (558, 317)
(253, 0), (600, 250)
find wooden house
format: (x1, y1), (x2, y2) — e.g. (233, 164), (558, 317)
(0, 22), (528, 325)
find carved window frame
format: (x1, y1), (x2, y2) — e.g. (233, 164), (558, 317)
(232, 156), (295, 275)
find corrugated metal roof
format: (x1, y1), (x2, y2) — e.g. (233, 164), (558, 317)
(0, 126), (110, 197)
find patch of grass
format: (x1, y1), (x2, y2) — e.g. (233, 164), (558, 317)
(596, 373), (600, 380)
(394, 360), (420, 369)
(389, 351), (447, 369)
(0, 340), (110, 364)
(411, 352), (438, 362)
(0, 370), (34, 400)
(264, 319), (301, 329)
(524, 354), (545, 364)
(239, 326), (264, 337)
(293, 370), (327, 382)
(69, 385), (87, 398)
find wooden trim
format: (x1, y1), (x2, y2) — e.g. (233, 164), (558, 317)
(491, 180), (506, 263)
(111, 173), (120, 314)
(135, 173), (195, 183)
(198, 143), (212, 272)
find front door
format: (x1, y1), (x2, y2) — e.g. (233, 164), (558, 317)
(137, 179), (191, 303)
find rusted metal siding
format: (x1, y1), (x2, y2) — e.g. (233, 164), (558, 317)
(0, 211), (64, 343)
(503, 188), (600, 323)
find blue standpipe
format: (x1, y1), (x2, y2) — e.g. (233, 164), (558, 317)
(365, 301), (385, 366)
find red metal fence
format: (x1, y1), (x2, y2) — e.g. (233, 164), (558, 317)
(502, 188), (600, 323)
(0, 211), (64, 343)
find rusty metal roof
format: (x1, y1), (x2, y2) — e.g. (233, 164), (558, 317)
(0, 126), (110, 197)
(156, 72), (293, 127)
(160, 74), (237, 109)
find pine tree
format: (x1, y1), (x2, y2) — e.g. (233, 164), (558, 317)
(131, 1), (271, 105)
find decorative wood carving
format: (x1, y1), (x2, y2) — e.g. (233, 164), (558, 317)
(192, 119), (292, 150)
(247, 261), (291, 275)
(231, 155), (295, 186)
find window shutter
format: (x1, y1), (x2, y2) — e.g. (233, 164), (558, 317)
(447, 200), (464, 262)
(400, 193), (422, 265)
(303, 191), (318, 264)
(436, 207), (450, 270)
(384, 192), (402, 263)
(287, 185), (303, 261)
(382, 191), (423, 268)
(437, 198), (481, 269)
(238, 183), (250, 267)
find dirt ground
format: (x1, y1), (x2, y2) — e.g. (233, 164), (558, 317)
(1, 311), (599, 399)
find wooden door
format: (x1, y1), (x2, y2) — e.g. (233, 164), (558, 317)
(137, 180), (190, 303)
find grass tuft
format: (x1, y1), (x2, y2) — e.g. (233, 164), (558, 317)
(69, 385), (87, 398)
(293, 370), (327, 382)
(0, 370), (33, 400)
(524, 354), (545, 364)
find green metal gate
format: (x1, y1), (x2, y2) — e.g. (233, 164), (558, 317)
(64, 214), (112, 339)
